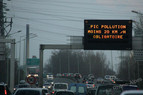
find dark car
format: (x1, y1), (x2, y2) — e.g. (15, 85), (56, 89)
(68, 83), (87, 95)
(87, 88), (96, 95)
(95, 84), (122, 95)
(74, 73), (82, 79)
(0, 82), (11, 95)
(13, 88), (49, 95)
(14, 84), (31, 92)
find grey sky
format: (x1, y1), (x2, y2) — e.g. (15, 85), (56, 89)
(5, 0), (143, 72)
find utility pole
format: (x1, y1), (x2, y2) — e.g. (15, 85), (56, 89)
(111, 51), (113, 73)
(26, 24), (30, 76)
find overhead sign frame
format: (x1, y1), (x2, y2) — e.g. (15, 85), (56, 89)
(84, 20), (132, 50)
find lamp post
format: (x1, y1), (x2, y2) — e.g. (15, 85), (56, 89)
(131, 10), (143, 15)
(17, 33), (37, 82)
(8, 30), (22, 36)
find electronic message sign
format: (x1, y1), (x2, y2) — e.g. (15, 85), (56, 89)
(84, 20), (132, 50)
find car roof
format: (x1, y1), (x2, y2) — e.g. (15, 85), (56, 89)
(121, 90), (143, 95)
(56, 90), (74, 92)
(69, 83), (86, 86)
(16, 88), (48, 91)
(54, 83), (68, 84)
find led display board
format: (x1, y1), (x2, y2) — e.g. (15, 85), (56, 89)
(84, 20), (132, 50)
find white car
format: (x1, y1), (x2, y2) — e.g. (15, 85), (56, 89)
(14, 88), (49, 95)
(52, 83), (68, 94)
(47, 74), (54, 80)
(120, 90), (143, 95)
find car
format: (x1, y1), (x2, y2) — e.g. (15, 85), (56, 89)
(68, 73), (74, 77)
(121, 85), (139, 91)
(52, 83), (68, 94)
(0, 82), (11, 95)
(68, 83), (87, 95)
(46, 80), (54, 85)
(96, 78), (104, 84)
(87, 88), (96, 95)
(43, 82), (53, 90)
(85, 80), (95, 89)
(53, 90), (75, 95)
(14, 83), (31, 92)
(13, 88), (49, 95)
(74, 73), (82, 79)
(95, 84), (122, 95)
(88, 74), (95, 80)
(56, 73), (62, 77)
(120, 90), (143, 95)
(19, 80), (26, 84)
(47, 74), (54, 80)
(62, 73), (68, 77)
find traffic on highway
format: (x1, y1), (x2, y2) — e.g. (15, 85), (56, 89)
(1, 73), (143, 95)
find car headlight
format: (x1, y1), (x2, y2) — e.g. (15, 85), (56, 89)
(43, 86), (45, 88)
(48, 86), (51, 88)
(34, 74), (38, 77)
(27, 74), (31, 77)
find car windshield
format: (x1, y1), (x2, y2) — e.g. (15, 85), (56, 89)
(54, 84), (67, 89)
(18, 85), (30, 88)
(15, 90), (40, 95)
(97, 85), (122, 95)
(44, 83), (50, 86)
(56, 92), (74, 95)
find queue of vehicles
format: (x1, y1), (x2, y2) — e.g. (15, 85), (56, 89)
(1, 74), (143, 95)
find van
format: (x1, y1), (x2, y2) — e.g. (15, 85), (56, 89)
(68, 83), (87, 95)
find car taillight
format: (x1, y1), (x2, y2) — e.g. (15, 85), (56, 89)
(93, 84), (95, 88)
(4, 88), (7, 95)
(52, 91), (54, 94)
(137, 88), (139, 90)
(86, 81), (88, 84)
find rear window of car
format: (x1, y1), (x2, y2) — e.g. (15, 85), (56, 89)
(54, 84), (67, 89)
(0, 86), (4, 95)
(97, 86), (122, 95)
(78, 87), (85, 93)
(15, 90), (40, 95)
(70, 86), (76, 93)
(56, 92), (74, 95)
(18, 85), (30, 88)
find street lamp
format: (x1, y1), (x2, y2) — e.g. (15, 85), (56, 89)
(131, 10), (143, 15)
(18, 33), (37, 83)
(8, 30), (22, 36)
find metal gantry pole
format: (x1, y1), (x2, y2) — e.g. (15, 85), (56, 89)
(39, 45), (43, 87)
(26, 24), (30, 76)
(10, 39), (15, 92)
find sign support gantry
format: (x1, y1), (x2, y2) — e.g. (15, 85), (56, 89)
(39, 44), (83, 87)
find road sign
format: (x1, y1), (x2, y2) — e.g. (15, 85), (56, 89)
(27, 76), (36, 84)
(84, 20), (132, 50)
(27, 58), (40, 66)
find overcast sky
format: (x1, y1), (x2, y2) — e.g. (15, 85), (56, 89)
(5, 0), (143, 72)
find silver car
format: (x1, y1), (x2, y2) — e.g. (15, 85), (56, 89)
(14, 88), (49, 95)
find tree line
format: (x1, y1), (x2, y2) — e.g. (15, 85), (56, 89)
(44, 50), (115, 78)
